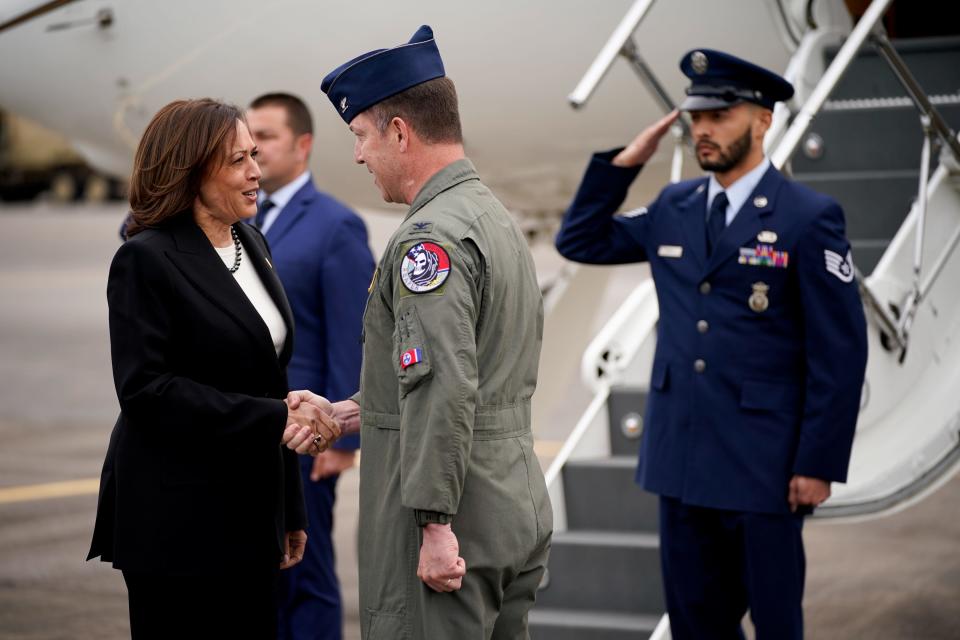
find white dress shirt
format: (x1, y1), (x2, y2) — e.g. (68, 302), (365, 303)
(706, 156), (772, 226)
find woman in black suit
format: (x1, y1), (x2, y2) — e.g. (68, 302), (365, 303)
(87, 98), (339, 639)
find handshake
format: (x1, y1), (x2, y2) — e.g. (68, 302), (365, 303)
(281, 390), (354, 456)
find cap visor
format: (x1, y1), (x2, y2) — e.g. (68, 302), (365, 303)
(679, 95), (743, 111)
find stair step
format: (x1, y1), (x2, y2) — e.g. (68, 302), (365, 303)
(607, 388), (647, 456)
(529, 608), (662, 640)
(789, 106), (960, 174)
(824, 36), (960, 101)
(795, 172), (916, 240)
(537, 530), (664, 614)
(563, 456), (659, 533)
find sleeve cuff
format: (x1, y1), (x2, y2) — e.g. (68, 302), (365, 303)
(414, 509), (453, 526)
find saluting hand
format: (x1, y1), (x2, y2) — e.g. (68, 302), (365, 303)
(612, 110), (681, 168)
(417, 524), (467, 593)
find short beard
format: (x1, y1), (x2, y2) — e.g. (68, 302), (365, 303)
(697, 126), (752, 173)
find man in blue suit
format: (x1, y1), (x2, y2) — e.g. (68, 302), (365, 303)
(247, 93), (375, 640)
(556, 50), (868, 639)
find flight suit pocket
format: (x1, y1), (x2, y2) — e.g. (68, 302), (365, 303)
(396, 306), (433, 398)
(740, 379), (802, 414)
(364, 609), (408, 640)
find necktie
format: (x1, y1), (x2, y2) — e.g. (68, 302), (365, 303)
(254, 199), (274, 229)
(706, 191), (728, 256)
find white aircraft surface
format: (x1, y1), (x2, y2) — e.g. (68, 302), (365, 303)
(3, 1), (959, 636)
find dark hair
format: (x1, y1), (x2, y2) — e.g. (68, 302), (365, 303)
(126, 98), (244, 237)
(367, 77), (462, 144)
(249, 92), (314, 137)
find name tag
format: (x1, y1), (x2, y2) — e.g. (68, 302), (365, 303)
(658, 245), (683, 258)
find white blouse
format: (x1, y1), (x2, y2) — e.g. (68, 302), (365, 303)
(214, 242), (287, 356)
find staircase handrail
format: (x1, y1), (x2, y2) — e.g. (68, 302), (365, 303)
(566, 0), (658, 110)
(770, 0), (895, 169)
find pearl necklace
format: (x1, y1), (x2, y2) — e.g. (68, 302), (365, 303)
(227, 225), (242, 273)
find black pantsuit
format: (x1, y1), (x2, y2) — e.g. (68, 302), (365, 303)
(88, 213), (306, 636)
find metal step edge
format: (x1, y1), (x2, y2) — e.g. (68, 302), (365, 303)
(529, 608), (662, 631)
(553, 529), (659, 548)
(791, 169), (920, 182)
(565, 455), (637, 469)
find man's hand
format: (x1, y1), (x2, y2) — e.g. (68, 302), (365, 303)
(612, 110), (681, 168)
(282, 400), (341, 455)
(279, 529), (307, 570)
(286, 390), (334, 416)
(310, 448), (358, 481)
(417, 523), (466, 593)
(288, 392), (362, 438)
(788, 475), (831, 512)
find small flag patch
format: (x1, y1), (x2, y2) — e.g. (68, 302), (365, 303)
(400, 348), (423, 370)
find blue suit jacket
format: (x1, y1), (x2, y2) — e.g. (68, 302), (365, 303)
(556, 151), (868, 514)
(263, 180), (374, 450)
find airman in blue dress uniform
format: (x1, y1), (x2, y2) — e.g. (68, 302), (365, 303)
(556, 49), (868, 639)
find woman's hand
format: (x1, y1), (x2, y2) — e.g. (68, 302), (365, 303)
(282, 401), (341, 454)
(279, 529), (307, 569)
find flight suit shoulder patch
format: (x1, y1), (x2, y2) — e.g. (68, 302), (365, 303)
(399, 240), (451, 294)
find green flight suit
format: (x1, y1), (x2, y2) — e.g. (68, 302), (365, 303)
(355, 159), (552, 639)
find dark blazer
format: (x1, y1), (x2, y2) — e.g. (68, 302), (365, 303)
(261, 180), (373, 450)
(556, 151), (868, 515)
(88, 214), (306, 574)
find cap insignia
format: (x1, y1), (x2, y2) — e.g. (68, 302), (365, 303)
(340, 97), (348, 113)
(691, 51), (708, 74)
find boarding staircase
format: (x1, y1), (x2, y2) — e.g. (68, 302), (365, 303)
(530, 1), (960, 638)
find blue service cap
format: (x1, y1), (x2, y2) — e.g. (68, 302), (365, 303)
(321, 25), (445, 124)
(678, 49), (794, 111)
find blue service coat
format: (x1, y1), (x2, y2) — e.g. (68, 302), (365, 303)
(556, 151), (868, 515)
(264, 180), (374, 450)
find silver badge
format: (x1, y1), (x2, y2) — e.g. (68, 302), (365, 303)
(749, 282), (770, 313)
(340, 97), (349, 113)
(691, 51), (708, 75)
(753, 195), (768, 208)
(757, 230), (778, 243)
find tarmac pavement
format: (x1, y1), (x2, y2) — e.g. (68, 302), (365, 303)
(0, 204), (957, 639)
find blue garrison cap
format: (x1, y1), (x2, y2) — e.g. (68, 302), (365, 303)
(321, 25), (445, 124)
(678, 49), (794, 111)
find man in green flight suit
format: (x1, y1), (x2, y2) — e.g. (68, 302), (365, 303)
(288, 25), (552, 639)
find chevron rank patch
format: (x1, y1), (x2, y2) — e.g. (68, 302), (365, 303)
(824, 249), (854, 283)
(618, 206), (648, 219)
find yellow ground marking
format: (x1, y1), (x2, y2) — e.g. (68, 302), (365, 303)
(0, 478), (100, 505)
(0, 444), (565, 505)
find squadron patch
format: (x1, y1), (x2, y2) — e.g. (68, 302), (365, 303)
(824, 249), (854, 283)
(400, 241), (451, 293)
